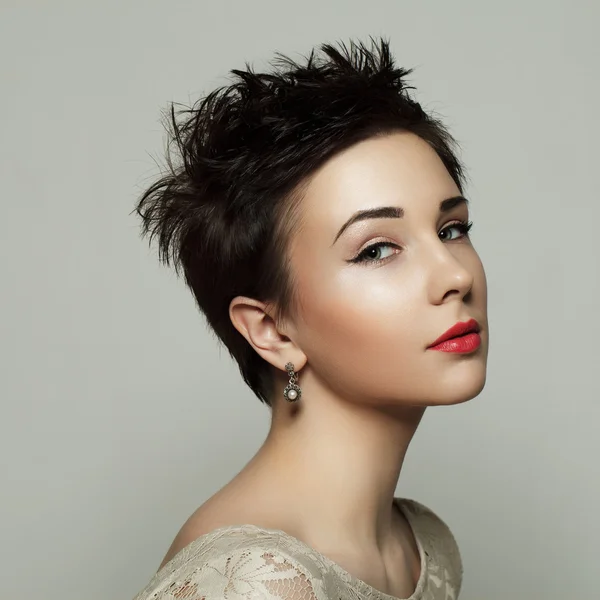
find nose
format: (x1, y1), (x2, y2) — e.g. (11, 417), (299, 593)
(426, 243), (474, 306)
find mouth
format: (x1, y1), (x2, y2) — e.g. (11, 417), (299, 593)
(427, 318), (481, 352)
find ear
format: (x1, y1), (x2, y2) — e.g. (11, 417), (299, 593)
(229, 296), (306, 372)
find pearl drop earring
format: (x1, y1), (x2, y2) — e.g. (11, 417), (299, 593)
(283, 362), (301, 402)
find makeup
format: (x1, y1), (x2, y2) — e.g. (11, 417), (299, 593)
(427, 319), (481, 354)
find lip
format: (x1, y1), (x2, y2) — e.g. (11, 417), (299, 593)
(428, 318), (481, 349)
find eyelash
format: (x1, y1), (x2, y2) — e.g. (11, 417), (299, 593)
(349, 220), (474, 266)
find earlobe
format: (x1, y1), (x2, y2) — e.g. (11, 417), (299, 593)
(229, 296), (303, 370)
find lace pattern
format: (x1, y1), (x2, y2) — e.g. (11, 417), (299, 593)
(133, 498), (463, 600)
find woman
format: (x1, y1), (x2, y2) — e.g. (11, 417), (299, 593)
(132, 36), (489, 600)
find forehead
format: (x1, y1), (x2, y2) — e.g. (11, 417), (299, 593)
(298, 131), (460, 231)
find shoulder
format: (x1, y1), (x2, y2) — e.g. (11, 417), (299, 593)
(398, 497), (464, 594)
(132, 527), (331, 600)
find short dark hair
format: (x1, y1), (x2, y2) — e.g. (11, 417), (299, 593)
(134, 36), (466, 407)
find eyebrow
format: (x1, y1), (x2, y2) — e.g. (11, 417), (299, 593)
(331, 195), (469, 246)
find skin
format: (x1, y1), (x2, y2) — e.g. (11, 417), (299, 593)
(160, 131), (489, 597)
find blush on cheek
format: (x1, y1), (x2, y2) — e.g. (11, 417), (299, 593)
(303, 271), (412, 348)
(301, 293), (416, 394)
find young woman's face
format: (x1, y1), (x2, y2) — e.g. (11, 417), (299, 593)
(285, 131), (489, 407)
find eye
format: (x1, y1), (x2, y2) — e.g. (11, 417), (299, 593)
(349, 241), (401, 266)
(439, 220), (473, 241)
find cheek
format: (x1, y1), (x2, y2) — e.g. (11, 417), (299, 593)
(302, 265), (412, 334)
(294, 262), (423, 389)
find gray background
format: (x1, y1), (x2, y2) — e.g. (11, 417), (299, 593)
(1, 1), (598, 599)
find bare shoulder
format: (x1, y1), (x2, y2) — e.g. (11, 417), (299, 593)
(139, 540), (328, 600)
(157, 496), (231, 569)
(157, 488), (297, 570)
(137, 498), (329, 600)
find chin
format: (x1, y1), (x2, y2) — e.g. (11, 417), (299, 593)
(431, 362), (488, 406)
(442, 381), (486, 405)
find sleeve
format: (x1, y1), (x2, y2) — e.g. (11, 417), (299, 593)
(434, 510), (463, 598)
(403, 498), (463, 598)
(140, 542), (329, 600)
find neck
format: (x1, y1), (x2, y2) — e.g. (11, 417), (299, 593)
(239, 379), (427, 555)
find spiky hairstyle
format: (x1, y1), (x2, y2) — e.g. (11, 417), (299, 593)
(135, 36), (466, 407)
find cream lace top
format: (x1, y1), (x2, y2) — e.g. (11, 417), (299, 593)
(133, 497), (463, 600)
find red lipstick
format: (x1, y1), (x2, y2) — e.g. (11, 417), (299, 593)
(428, 318), (481, 353)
